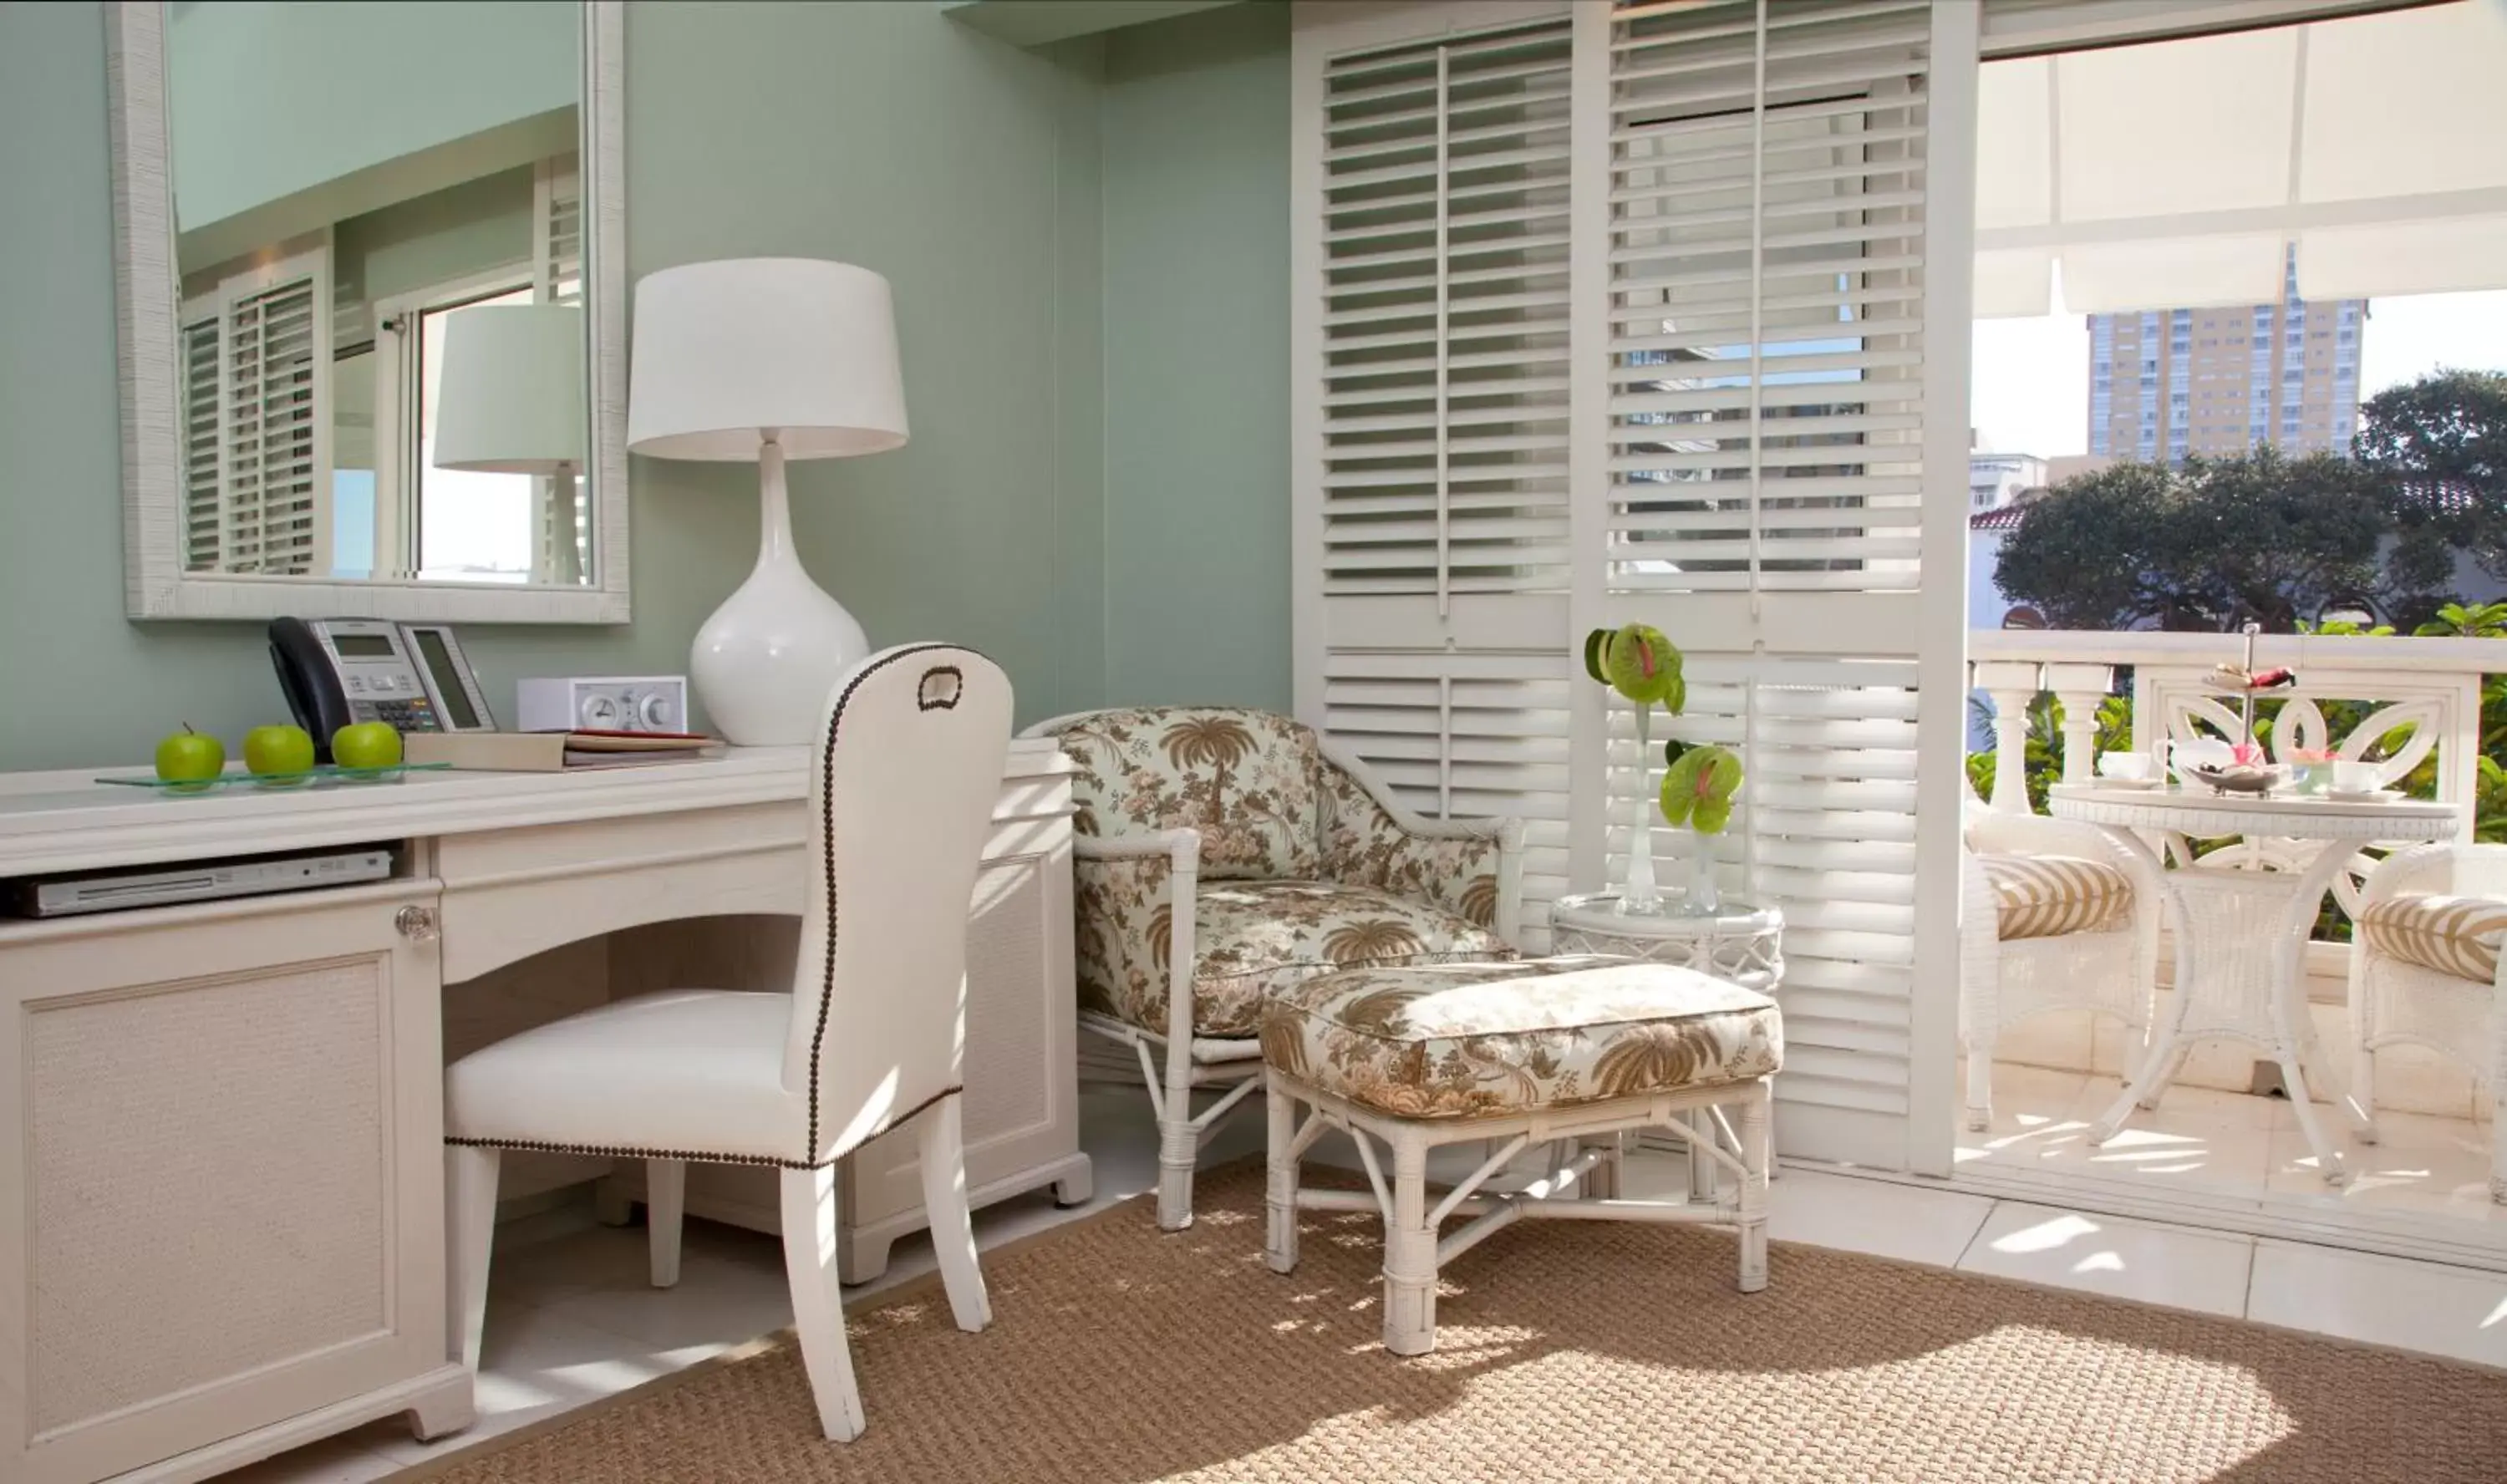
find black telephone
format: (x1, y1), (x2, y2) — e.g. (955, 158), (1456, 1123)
(269, 617), (497, 762)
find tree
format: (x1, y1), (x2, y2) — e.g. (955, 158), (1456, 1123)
(1993, 448), (2393, 632)
(2360, 369), (2507, 578)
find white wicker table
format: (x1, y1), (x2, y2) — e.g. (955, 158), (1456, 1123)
(1548, 892), (1785, 992)
(2047, 784), (2461, 1186)
(1549, 892), (1784, 1184)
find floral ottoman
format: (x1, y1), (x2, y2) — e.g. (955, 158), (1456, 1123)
(1259, 955), (1782, 1355)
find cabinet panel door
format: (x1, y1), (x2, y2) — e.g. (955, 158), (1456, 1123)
(0, 887), (445, 1484)
(844, 845), (1078, 1227)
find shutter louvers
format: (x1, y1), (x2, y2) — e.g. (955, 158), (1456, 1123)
(184, 255), (331, 576)
(1320, 19), (1574, 625)
(180, 315), (223, 572)
(1604, 0), (1945, 1166)
(536, 155), (584, 307)
(1607, 0), (1929, 639)
(1323, 650), (1576, 950)
(1297, 0), (1967, 1171)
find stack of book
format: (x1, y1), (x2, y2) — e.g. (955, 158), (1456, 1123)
(404, 729), (723, 772)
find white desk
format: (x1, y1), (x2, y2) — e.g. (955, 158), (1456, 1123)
(0, 743), (1084, 1484)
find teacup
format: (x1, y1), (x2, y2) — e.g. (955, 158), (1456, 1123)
(2331, 760), (2379, 795)
(2096, 751), (2153, 782)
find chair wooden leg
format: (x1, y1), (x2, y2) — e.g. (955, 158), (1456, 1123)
(646, 1158), (687, 1288)
(1381, 1134), (1437, 1357)
(778, 1165), (867, 1443)
(1737, 1080), (1771, 1294)
(445, 1145), (501, 1374)
(916, 1094), (992, 1333)
(1264, 1072), (1299, 1273)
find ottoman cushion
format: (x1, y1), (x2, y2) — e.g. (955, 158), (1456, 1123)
(1259, 955), (1782, 1121)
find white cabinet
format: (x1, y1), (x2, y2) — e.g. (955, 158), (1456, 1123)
(0, 883), (469, 1484)
(603, 775), (1091, 1279)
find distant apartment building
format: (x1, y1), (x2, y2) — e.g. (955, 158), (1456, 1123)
(1970, 450), (2046, 512)
(2087, 250), (2365, 463)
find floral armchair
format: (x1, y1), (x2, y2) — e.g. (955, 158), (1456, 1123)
(1023, 706), (1524, 1229)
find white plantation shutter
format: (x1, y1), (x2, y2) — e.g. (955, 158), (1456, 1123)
(180, 250), (333, 576)
(534, 155), (589, 582)
(535, 155), (584, 307)
(1294, 0), (1976, 1171)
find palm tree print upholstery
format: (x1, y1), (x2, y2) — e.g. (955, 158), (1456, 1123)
(1076, 877), (1513, 1038)
(1260, 958), (1782, 1120)
(1051, 707), (1519, 1039)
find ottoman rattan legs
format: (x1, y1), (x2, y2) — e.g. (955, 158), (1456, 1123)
(1264, 1070), (1775, 1356)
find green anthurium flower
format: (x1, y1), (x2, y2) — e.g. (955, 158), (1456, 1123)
(1583, 628), (1614, 685)
(1600, 623), (1682, 706)
(1660, 744), (1742, 836)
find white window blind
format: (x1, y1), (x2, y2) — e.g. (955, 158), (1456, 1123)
(179, 249), (333, 576)
(1294, 0), (1975, 1171)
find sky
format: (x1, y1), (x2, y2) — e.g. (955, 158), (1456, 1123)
(1968, 289), (2507, 459)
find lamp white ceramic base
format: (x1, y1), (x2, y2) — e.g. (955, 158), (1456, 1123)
(693, 437), (869, 745)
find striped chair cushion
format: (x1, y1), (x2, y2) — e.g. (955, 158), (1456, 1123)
(1978, 853), (2134, 942)
(2357, 893), (2507, 983)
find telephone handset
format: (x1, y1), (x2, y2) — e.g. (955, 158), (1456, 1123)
(267, 617), (497, 762)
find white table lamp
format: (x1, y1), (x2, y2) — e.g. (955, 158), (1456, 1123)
(432, 303), (588, 584)
(626, 258), (908, 745)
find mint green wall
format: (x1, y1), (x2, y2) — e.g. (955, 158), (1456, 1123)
(168, 0), (578, 232)
(0, 0), (1287, 772)
(1099, 3), (1291, 712)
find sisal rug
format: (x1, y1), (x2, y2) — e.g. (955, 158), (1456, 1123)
(407, 1165), (2507, 1483)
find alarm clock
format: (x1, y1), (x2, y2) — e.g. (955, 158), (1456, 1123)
(515, 675), (689, 734)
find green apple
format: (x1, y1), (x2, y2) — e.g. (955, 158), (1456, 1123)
(154, 724), (225, 790)
(243, 724), (317, 783)
(1660, 744), (1743, 835)
(331, 721), (403, 771)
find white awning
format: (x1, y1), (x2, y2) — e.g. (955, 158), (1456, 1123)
(1974, 1), (2507, 316)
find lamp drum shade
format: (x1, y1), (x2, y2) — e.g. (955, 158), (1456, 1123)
(431, 304), (587, 475)
(626, 257), (909, 460)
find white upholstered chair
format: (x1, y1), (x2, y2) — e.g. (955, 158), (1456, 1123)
(443, 643), (1013, 1442)
(1022, 706), (1523, 1231)
(2348, 841), (2507, 1202)
(1960, 795), (2163, 1130)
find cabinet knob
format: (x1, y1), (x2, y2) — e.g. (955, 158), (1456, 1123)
(395, 905), (440, 942)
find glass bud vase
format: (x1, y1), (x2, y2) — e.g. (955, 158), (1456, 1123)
(1683, 826), (1721, 916)
(1617, 701), (1663, 916)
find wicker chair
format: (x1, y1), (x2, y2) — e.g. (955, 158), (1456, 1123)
(2347, 842), (2507, 1202)
(1023, 706), (1523, 1229)
(1960, 796), (2164, 1131)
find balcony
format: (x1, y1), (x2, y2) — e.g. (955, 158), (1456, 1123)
(1961, 628), (2502, 1235)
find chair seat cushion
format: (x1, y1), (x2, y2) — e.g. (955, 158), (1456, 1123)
(1979, 852), (2134, 941)
(1259, 957), (1781, 1121)
(2358, 892), (2507, 983)
(445, 989), (808, 1166)
(1134, 881), (1517, 1039)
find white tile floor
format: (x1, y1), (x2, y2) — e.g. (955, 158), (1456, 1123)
(1957, 1059), (2507, 1225)
(213, 1086), (2507, 1483)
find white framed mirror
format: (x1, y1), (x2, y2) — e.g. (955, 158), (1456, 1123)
(106, 0), (628, 623)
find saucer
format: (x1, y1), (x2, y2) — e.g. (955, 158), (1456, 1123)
(2093, 775), (2162, 790)
(2326, 788), (2402, 804)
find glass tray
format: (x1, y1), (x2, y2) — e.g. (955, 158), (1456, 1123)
(98, 762), (453, 793)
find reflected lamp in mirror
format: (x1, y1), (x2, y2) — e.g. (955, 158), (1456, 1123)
(432, 305), (591, 585)
(626, 258), (908, 746)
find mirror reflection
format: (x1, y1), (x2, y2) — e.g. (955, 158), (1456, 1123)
(165, 0), (591, 586)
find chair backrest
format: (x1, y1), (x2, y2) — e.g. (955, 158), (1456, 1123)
(1032, 705), (1325, 881)
(785, 643), (1013, 1162)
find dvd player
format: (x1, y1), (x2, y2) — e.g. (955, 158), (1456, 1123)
(3, 846), (396, 918)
